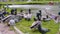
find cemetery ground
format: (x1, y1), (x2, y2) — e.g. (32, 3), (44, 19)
(16, 18), (59, 34)
(3, 8), (60, 34)
(0, 4), (60, 34)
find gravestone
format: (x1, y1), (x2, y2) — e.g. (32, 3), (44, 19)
(58, 12), (60, 15)
(11, 9), (17, 15)
(27, 0), (31, 2)
(58, 12), (60, 22)
(2, 0), (8, 2)
(9, 0), (14, 2)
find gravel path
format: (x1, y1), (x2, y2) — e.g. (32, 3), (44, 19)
(0, 23), (16, 34)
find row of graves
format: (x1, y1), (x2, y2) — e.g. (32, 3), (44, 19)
(0, 8), (60, 34)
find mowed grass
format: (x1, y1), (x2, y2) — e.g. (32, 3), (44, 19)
(0, 1), (60, 4)
(16, 17), (59, 34)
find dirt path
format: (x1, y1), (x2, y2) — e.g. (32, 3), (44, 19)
(0, 23), (16, 34)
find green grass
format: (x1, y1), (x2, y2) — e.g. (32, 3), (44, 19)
(0, 1), (60, 4)
(16, 18), (59, 34)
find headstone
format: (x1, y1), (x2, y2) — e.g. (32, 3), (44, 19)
(27, 0), (31, 2)
(11, 9), (17, 15)
(28, 9), (31, 14)
(58, 16), (60, 22)
(20, 0), (24, 1)
(57, 12), (60, 23)
(36, 10), (42, 20)
(16, 0), (20, 1)
(2, 0), (8, 2)
(9, 0), (14, 2)
(58, 12), (60, 15)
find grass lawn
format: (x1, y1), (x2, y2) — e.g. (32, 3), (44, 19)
(16, 18), (59, 34)
(0, 1), (60, 4)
